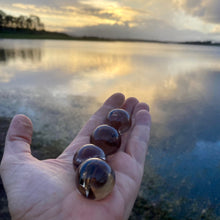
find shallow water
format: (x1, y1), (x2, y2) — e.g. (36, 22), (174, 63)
(1, 39), (220, 219)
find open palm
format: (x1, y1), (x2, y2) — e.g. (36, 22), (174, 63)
(0, 93), (151, 220)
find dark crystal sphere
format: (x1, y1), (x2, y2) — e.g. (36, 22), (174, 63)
(76, 158), (115, 200)
(106, 108), (131, 134)
(73, 144), (106, 170)
(90, 124), (121, 155)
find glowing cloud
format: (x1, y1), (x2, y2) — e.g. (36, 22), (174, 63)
(0, 0), (219, 41)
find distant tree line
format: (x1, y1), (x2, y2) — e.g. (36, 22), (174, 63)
(0, 10), (44, 31)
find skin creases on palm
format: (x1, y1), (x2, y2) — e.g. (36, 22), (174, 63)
(0, 93), (151, 220)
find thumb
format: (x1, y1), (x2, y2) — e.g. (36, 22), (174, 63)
(4, 114), (33, 157)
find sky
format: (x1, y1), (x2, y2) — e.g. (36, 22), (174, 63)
(1, 0), (220, 41)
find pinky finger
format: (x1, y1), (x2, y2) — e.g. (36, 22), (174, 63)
(125, 110), (151, 167)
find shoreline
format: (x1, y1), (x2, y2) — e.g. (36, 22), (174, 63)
(1, 31), (220, 47)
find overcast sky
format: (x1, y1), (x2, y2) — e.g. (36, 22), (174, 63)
(1, 0), (220, 41)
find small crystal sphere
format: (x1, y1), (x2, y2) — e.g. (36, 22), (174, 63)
(90, 124), (121, 155)
(106, 108), (131, 134)
(76, 158), (115, 200)
(73, 144), (106, 170)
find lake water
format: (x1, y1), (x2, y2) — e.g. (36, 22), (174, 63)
(1, 39), (220, 219)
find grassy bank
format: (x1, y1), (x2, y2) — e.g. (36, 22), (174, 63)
(0, 28), (114, 41)
(1, 29), (220, 46)
(0, 29), (73, 40)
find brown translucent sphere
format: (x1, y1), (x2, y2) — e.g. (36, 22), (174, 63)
(90, 124), (121, 155)
(76, 158), (115, 200)
(106, 108), (131, 134)
(73, 144), (106, 170)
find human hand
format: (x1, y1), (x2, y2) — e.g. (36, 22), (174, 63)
(0, 93), (151, 220)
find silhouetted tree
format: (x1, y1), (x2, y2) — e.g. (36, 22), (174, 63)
(16, 16), (27, 29)
(0, 10), (44, 31)
(5, 16), (14, 27)
(0, 14), (3, 27)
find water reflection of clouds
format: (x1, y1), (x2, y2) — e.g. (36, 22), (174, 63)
(1, 41), (220, 103)
(1, 41), (220, 144)
(145, 70), (220, 216)
(1, 40), (220, 218)
(0, 71), (14, 83)
(1, 40), (220, 146)
(0, 46), (43, 83)
(151, 71), (220, 150)
(0, 41), (134, 95)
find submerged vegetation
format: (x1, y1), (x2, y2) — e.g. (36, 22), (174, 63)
(1, 115), (219, 219)
(0, 117), (197, 220)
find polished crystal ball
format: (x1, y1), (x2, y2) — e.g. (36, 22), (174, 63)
(76, 158), (115, 200)
(90, 124), (121, 155)
(106, 108), (131, 134)
(73, 144), (106, 170)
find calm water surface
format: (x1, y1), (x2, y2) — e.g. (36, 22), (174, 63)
(1, 39), (220, 219)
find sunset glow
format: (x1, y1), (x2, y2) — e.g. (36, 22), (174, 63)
(1, 0), (220, 41)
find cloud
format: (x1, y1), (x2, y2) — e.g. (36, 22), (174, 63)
(1, 0), (143, 24)
(1, 0), (219, 41)
(0, 0), (79, 8)
(176, 0), (220, 24)
(1, 0), (144, 31)
(63, 2), (143, 25)
(66, 19), (209, 41)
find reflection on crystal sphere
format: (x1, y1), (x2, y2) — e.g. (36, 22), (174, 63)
(90, 124), (121, 155)
(73, 144), (106, 170)
(106, 108), (131, 134)
(76, 158), (115, 200)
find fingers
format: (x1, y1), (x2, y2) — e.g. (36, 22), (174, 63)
(132, 102), (150, 118)
(4, 114), (33, 157)
(59, 93), (125, 159)
(120, 101), (149, 151)
(119, 97), (139, 151)
(77, 93), (125, 138)
(60, 93), (151, 168)
(121, 97), (139, 116)
(125, 109), (151, 167)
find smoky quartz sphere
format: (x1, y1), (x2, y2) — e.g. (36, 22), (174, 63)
(106, 108), (131, 134)
(90, 124), (121, 155)
(73, 144), (106, 170)
(76, 158), (115, 200)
